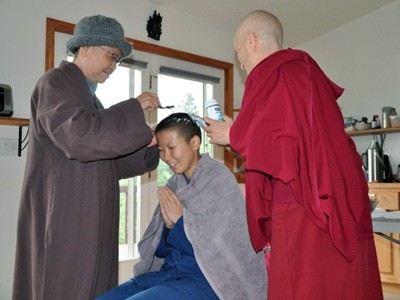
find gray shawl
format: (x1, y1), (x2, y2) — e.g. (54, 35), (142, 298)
(134, 154), (267, 300)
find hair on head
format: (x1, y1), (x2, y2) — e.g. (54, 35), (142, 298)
(155, 112), (202, 143)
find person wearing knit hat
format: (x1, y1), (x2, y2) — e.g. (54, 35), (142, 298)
(66, 15), (133, 58)
(12, 15), (161, 300)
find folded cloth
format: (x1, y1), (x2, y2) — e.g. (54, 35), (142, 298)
(371, 208), (386, 219)
(384, 210), (400, 220)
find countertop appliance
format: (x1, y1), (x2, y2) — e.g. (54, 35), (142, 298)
(362, 140), (384, 182)
(0, 83), (13, 116)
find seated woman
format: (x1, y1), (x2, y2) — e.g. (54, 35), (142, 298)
(96, 112), (267, 300)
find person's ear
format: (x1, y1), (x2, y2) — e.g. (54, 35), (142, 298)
(247, 32), (257, 52)
(190, 136), (201, 151)
(79, 46), (90, 58)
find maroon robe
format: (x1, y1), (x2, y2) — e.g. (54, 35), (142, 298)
(230, 49), (383, 299)
(12, 61), (159, 300)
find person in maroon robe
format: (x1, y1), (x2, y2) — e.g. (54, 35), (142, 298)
(205, 10), (383, 300)
(12, 15), (160, 300)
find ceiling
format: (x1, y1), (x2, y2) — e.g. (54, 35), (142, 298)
(148, 0), (395, 46)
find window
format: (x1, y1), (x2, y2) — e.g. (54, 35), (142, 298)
(156, 74), (218, 185)
(95, 64), (145, 260)
(97, 62), (223, 259)
(69, 52), (146, 259)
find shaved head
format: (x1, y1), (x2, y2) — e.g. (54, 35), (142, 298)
(236, 10), (283, 49)
(234, 10), (283, 74)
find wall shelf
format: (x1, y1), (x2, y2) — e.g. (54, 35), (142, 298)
(0, 117), (30, 156)
(347, 127), (400, 136)
(0, 116), (30, 126)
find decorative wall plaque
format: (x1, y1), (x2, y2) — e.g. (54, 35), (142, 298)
(146, 10), (163, 41)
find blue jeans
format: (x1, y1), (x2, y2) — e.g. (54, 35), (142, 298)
(95, 279), (182, 300)
(95, 277), (219, 300)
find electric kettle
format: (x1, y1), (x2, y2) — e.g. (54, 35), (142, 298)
(362, 140), (384, 182)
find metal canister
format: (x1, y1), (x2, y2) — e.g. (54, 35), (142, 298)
(362, 140), (384, 182)
(382, 107), (396, 128)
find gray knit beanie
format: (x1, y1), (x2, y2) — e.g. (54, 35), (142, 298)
(66, 15), (132, 58)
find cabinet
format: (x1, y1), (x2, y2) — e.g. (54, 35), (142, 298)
(352, 127), (400, 293)
(369, 183), (400, 293)
(0, 116), (30, 156)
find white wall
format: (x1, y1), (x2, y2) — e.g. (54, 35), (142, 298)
(299, 0), (400, 173)
(0, 0), (237, 298)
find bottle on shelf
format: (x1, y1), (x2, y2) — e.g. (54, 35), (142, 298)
(371, 115), (380, 129)
(396, 164), (400, 182)
(382, 107), (396, 129)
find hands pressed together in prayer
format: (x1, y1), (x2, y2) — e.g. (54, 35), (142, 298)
(158, 186), (184, 229)
(204, 115), (233, 146)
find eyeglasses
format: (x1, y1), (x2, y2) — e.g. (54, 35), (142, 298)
(98, 46), (122, 65)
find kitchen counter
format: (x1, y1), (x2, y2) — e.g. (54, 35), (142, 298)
(373, 218), (400, 234)
(373, 217), (400, 246)
(368, 183), (400, 292)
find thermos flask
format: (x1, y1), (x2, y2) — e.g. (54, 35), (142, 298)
(361, 140), (384, 182)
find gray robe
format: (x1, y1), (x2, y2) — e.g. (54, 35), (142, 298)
(12, 61), (159, 300)
(134, 154), (267, 300)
